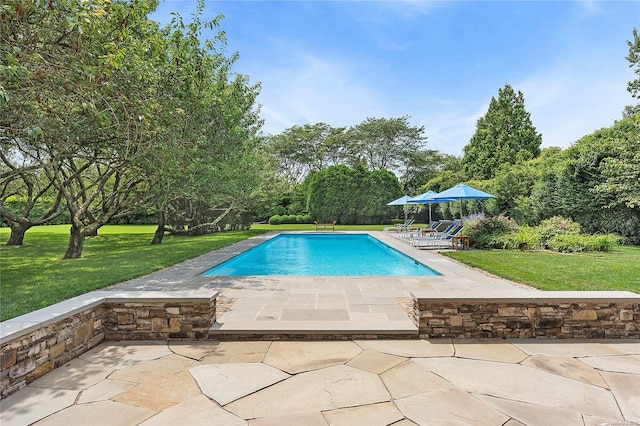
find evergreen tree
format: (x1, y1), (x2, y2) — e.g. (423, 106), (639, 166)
(462, 84), (542, 180)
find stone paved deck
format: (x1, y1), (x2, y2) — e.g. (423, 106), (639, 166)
(1, 338), (638, 425)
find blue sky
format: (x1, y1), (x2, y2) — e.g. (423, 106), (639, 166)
(151, 1), (640, 156)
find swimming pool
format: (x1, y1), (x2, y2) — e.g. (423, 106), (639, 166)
(201, 234), (439, 276)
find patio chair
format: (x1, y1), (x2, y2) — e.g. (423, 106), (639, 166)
(384, 218), (414, 233)
(412, 225), (463, 249)
(409, 224), (455, 247)
(404, 220), (442, 241)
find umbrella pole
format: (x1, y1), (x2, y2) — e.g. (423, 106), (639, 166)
(428, 203), (432, 225)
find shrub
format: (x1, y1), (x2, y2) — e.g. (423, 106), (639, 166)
(467, 214), (622, 252)
(268, 215), (281, 225)
(548, 233), (622, 253)
(536, 216), (581, 248)
(463, 216), (519, 249)
(302, 215), (312, 224)
(295, 215), (305, 224)
(282, 215), (298, 224)
(496, 226), (541, 250)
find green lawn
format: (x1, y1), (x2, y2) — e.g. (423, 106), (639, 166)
(443, 246), (640, 293)
(0, 225), (266, 321)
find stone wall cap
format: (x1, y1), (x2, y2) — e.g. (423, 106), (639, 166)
(96, 290), (218, 303)
(411, 290), (640, 303)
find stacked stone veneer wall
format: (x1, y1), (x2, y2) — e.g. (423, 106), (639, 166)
(1, 291), (217, 399)
(412, 291), (640, 339)
(104, 299), (216, 340)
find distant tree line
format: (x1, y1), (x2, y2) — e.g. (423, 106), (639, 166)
(265, 27), (640, 243)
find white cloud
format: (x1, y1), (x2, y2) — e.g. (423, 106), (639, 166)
(419, 49), (634, 156)
(416, 100), (488, 156)
(516, 55), (631, 149)
(256, 55), (386, 135)
(350, 0), (449, 22)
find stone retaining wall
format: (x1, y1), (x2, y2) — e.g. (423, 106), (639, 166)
(412, 291), (640, 339)
(0, 291), (217, 399)
(104, 299), (216, 341)
(1, 306), (105, 398)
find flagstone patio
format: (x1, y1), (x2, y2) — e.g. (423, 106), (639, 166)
(1, 338), (638, 425)
(2, 231), (638, 424)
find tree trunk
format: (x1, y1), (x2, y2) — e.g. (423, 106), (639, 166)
(64, 225), (86, 259)
(6, 222), (31, 246)
(151, 208), (166, 245)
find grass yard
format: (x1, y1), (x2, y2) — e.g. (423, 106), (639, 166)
(0, 225), (265, 321)
(443, 246), (640, 293)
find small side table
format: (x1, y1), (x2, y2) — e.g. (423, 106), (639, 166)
(451, 235), (470, 250)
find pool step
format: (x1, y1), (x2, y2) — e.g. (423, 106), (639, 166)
(208, 320), (419, 340)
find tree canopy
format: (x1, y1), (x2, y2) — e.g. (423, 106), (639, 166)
(1, 0), (265, 257)
(624, 27), (640, 117)
(462, 84), (542, 180)
(266, 116), (434, 194)
(305, 164), (402, 225)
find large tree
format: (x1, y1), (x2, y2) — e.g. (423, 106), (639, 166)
(265, 123), (349, 185)
(624, 27), (640, 118)
(596, 114), (640, 210)
(144, 7), (265, 243)
(350, 116), (427, 172)
(463, 84), (542, 180)
(266, 116), (431, 194)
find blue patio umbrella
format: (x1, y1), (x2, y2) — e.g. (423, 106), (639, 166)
(407, 190), (456, 224)
(386, 195), (414, 220)
(386, 195), (414, 206)
(431, 184), (496, 220)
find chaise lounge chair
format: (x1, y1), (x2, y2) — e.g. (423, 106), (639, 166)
(384, 218), (415, 233)
(411, 224), (463, 249)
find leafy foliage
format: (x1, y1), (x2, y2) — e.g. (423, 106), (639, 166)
(480, 215), (622, 252)
(463, 84), (542, 180)
(546, 233), (622, 253)
(350, 116), (427, 173)
(1, 0), (265, 255)
(306, 164), (402, 224)
(268, 215), (281, 225)
(266, 116), (434, 193)
(595, 115), (640, 209)
(626, 28), (640, 107)
(462, 215), (518, 249)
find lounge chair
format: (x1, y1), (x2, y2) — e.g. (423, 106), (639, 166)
(410, 224), (454, 243)
(402, 220), (443, 241)
(411, 225), (463, 249)
(384, 219), (415, 233)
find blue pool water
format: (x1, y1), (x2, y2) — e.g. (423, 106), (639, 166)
(201, 234), (439, 276)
